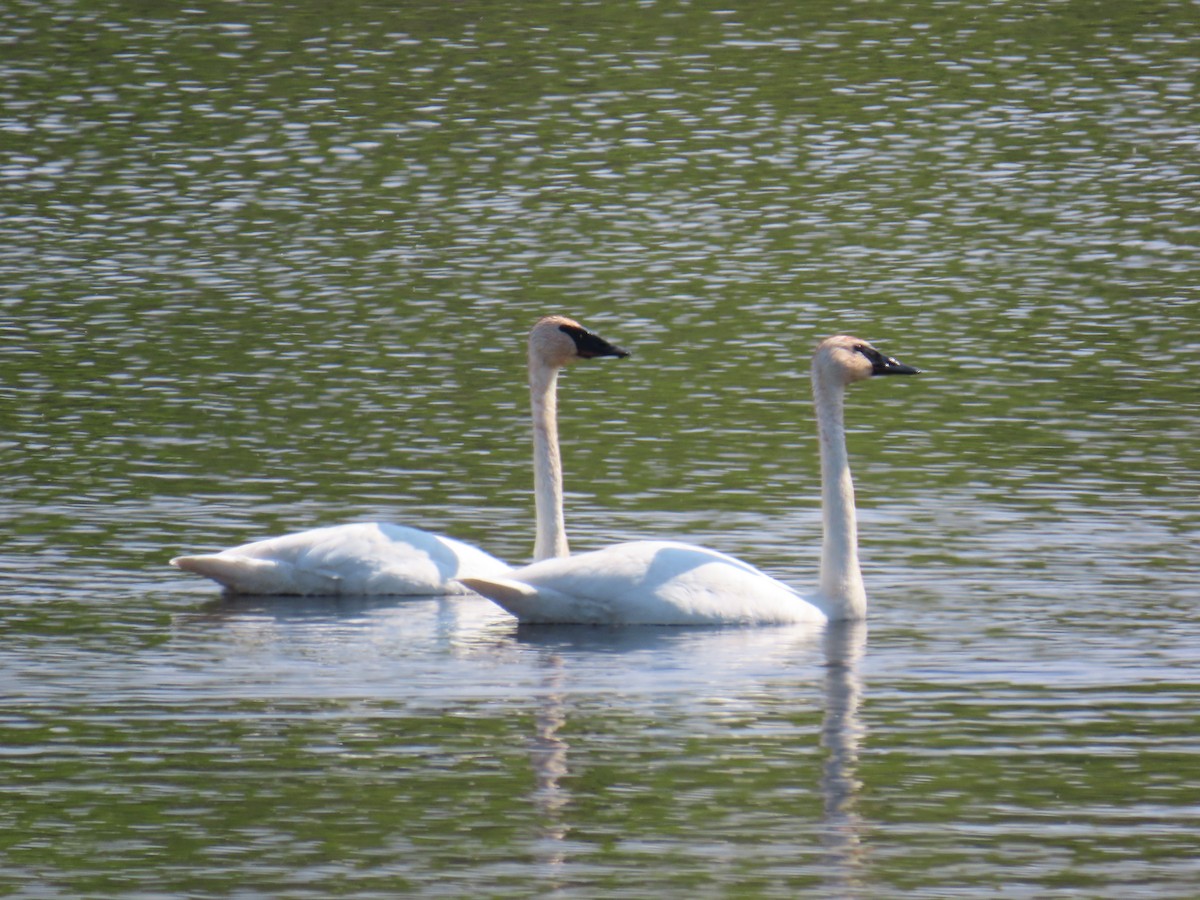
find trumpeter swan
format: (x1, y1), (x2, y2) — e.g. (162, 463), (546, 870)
(458, 335), (919, 625)
(170, 316), (629, 595)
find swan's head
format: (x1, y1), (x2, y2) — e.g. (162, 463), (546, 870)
(529, 315), (630, 370)
(815, 335), (921, 386)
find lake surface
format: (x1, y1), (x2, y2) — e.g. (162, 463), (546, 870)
(3, 0), (1199, 896)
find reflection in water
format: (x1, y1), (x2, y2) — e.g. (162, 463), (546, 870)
(819, 619), (868, 896)
(518, 621), (869, 891)
(530, 653), (571, 882)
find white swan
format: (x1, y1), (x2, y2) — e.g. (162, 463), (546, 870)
(170, 315), (629, 595)
(458, 335), (919, 625)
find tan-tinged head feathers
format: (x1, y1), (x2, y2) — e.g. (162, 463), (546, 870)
(529, 315), (629, 370)
(814, 334), (920, 386)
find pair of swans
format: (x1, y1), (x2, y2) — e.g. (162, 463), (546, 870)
(173, 317), (920, 626)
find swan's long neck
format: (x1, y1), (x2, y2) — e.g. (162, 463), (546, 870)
(530, 360), (568, 562)
(813, 372), (867, 620)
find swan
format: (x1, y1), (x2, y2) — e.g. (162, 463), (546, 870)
(170, 315), (629, 595)
(458, 335), (919, 625)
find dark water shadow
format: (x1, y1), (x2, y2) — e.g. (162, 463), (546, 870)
(189, 591), (450, 621)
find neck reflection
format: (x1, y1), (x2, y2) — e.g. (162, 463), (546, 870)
(530, 652), (571, 878)
(820, 618), (868, 894)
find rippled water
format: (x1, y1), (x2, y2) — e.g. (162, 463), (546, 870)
(3, 1), (1199, 896)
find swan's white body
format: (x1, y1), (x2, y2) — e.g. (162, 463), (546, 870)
(460, 335), (919, 625)
(458, 540), (826, 626)
(171, 316), (628, 596)
(173, 522), (508, 596)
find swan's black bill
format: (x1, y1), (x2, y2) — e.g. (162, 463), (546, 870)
(857, 343), (920, 376)
(559, 323), (630, 359)
(873, 355), (920, 376)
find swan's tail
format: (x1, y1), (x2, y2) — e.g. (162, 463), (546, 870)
(171, 553), (322, 595)
(456, 575), (575, 623)
(456, 575), (536, 608)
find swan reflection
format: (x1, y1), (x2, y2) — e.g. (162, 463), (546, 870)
(529, 653), (571, 878)
(519, 621), (869, 889)
(820, 619), (868, 894)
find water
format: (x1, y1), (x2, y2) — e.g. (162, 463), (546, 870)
(3, 0), (1199, 896)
